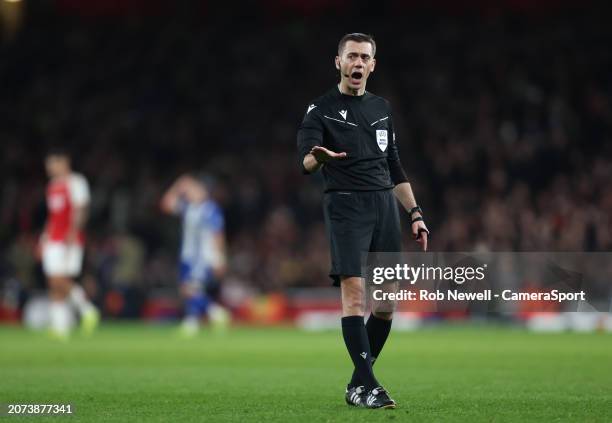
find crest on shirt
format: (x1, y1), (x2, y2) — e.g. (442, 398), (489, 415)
(307, 104), (317, 114)
(376, 129), (388, 152)
(48, 194), (66, 211)
(339, 110), (347, 120)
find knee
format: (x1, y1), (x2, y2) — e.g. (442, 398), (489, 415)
(343, 295), (365, 316)
(48, 277), (70, 299)
(341, 277), (366, 316)
(372, 310), (393, 321)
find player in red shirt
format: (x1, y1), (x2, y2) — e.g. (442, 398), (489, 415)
(41, 149), (99, 338)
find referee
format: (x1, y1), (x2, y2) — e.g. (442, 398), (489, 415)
(297, 33), (429, 409)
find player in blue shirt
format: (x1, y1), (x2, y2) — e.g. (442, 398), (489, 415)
(161, 174), (229, 335)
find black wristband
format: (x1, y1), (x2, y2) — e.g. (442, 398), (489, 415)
(411, 216), (424, 224)
(409, 206), (423, 217)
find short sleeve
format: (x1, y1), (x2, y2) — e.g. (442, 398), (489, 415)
(297, 103), (324, 173)
(69, 173), (90, 207)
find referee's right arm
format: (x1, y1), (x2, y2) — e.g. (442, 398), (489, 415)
(297, 104), (324, 173)
(302, 151), (323, 173)
(297, 105), (346, 173)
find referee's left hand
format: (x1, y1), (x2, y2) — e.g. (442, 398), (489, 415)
(412, 220), (429, 251)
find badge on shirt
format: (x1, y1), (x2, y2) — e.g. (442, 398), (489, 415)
(376, 129), (388, 152)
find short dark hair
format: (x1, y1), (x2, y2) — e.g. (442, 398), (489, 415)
(46, 146), (71, 159)
(337, 33), (376, 57)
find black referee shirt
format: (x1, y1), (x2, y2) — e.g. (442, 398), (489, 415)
(297, 86), (408, 192)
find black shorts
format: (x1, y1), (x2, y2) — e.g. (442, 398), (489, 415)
(323, 189), (402, 286)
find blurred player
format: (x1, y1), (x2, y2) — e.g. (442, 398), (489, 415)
(41, 148), (99, 339)
(161, 174), (229, 336)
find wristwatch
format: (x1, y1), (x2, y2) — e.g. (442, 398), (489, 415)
(409, 206), (423, 224)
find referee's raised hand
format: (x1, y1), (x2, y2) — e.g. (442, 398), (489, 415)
(310, 146), (347, 163)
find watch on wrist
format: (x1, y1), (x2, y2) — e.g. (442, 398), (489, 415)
(409, 205), (423, 219)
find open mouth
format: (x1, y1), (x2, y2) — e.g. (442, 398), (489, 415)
(350, 71), (363, 80)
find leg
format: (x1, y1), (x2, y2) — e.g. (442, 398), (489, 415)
(70, 279), (100, 335)
(348, 190), (401, 392)
(180, 280), (208, 335)
(48, 276), (72, 302)
(205, 277), (231, 332)
(348, 282), (396, 388)
(340, 276), (380, 391)
(341, 276), (366, 317)
(370, 280), (398, 321)
(48, 276), (73, 338)
(64, 244), (99, 335)
(322, 191), (391, 404)
(43, 243), (76, 338)
(182, 281), (209, 317)
(68, 281), (96, 315)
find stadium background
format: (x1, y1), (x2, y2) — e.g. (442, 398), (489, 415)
(1, 2), (611, 422)
(1, 0), (611, 322)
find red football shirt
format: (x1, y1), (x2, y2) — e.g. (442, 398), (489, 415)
(46, 173), (90, 244)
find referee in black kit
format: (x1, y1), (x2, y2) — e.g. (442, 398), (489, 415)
(297, 33), (429, 409)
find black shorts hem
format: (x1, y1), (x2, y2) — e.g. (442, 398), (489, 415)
(329, 272), (363, 287)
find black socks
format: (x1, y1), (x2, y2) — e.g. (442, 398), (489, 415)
(341, 315), (380, 391)
(348, 313), (392, 388)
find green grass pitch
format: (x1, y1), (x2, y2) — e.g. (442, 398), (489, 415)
(1, 324), (611, 422)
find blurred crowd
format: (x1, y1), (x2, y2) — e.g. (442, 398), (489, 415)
(0, 7), (611, 315)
